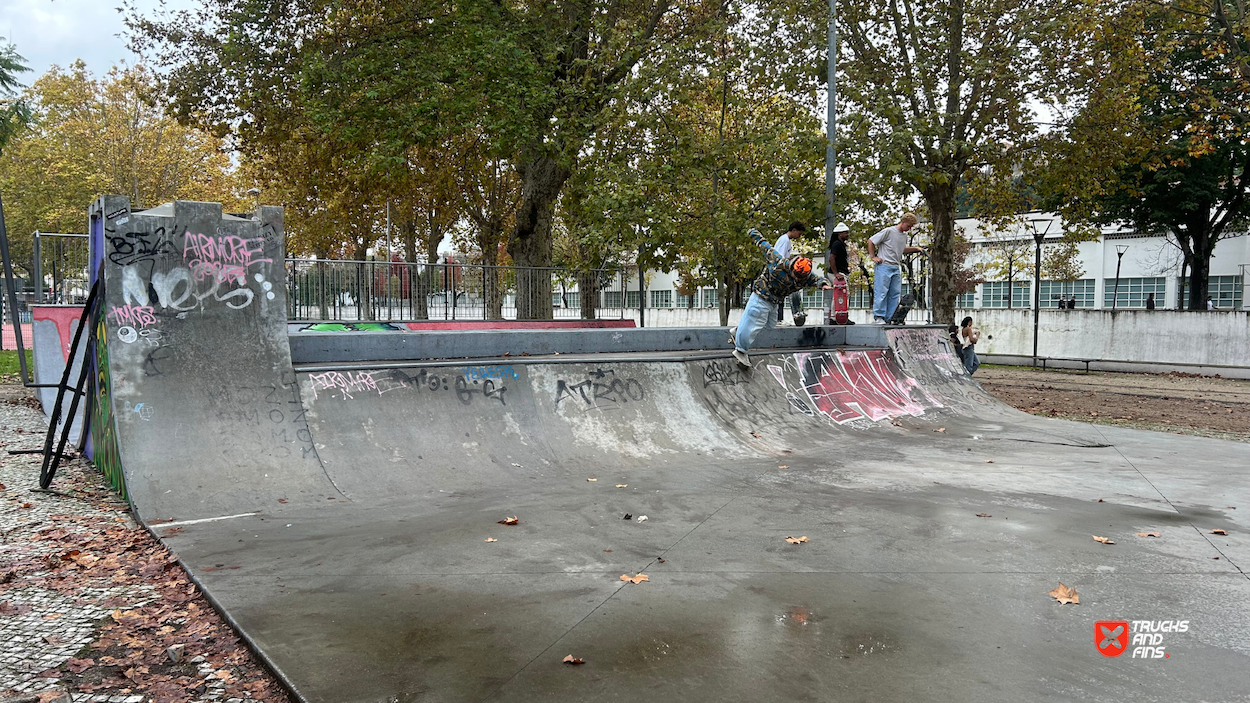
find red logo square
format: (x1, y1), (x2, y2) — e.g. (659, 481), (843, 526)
(1096, 621), (1130, 657)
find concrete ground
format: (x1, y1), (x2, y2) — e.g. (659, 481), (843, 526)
(147, 352), (1249, 703)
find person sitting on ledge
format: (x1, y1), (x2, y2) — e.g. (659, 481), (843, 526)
(728, 228), (831, 368)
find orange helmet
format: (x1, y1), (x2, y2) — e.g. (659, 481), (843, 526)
(793, 256), (812, 276)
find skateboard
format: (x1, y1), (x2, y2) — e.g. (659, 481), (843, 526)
(887, 293), (915, 325)
(831, 278), (849, 324)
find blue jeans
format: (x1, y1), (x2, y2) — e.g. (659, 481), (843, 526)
(873, 264), (902, 320)
(736, 292), (777, 353)
(963, 345), (980, 375)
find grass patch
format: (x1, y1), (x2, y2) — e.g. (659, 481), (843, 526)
(0, 349), (34, 382)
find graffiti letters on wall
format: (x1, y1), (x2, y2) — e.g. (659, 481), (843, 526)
(306, 368), (510, 406)
(107, 226), (277, 343)
(790, 351), (941, 424)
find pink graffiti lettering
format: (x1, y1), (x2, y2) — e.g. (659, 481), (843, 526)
(182, 233), (271, 283)
(107, 304), (157, 329)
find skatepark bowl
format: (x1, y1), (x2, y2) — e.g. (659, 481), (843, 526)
(89, 200), (1247, 702)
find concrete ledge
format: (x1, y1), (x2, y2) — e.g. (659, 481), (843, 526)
(980, 353), (1250, 380)
(288, 325), (894, 364)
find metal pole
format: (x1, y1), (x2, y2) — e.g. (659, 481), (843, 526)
(1033, 239), (1042, 365)
(1111, 253), (1124, 312)
(824, 0), (837, 269)
(638, 260), (646, 328)
(32, 232), (41, 304)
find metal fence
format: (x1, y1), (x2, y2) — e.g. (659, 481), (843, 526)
(285, 259), (632, 321)
(32, 232), (92, 305)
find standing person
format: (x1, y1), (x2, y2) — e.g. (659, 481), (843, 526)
(959, 316), (981, 375)
(1207, 295), (1216, 311)
(772, 222), (809, 326)
(729, 228), (831, 368)
(1067, 295), (1077, 309)
(1146, 292), (1156, 310)
(867, 213), (927, 323)
(828, 221), (855, 325)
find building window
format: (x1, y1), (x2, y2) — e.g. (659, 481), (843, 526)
(801, 289), (823, 308)
(702, 288), (719, 308)
(849, 285), (872, 309)
(649, 289), (673, 308)
(1105, 276), (1165, 309)
(1039, 279), (1096, 308)
(625, 290), (641, 308)
(552, 291), (580, 308)
(676, 292), (694, 308)
(956, 290), (975, 308)
(603, 291), (623, 309)
(1182, 275), (1243, 309)
(982, 281), (1032, 308)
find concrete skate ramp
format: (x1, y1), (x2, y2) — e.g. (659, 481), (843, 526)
(96, 203), (1250, 702)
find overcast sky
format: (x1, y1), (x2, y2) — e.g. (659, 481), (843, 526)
(1, 0), (197, 86)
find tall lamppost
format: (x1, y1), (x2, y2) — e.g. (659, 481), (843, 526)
(823, 0), (838, 322)
(1029, 217), (1052, 366)
(1111, 244), (1129, 312)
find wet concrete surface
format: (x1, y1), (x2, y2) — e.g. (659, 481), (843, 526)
(161, 413), (1250, 702)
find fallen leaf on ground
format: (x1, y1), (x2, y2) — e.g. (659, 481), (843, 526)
(1210, 529), (1228, 535)
(1097, 499), (1104, 502)
(619, 573), (649, 584)
(1135, 532), (1161, 538)
(277, 498), (287, 503)
(636, 515), (648, 522)
(785, 536), (810, 544)
(1093, 535), (1115, 544)
(623, 513), (632, 520)
(485, 537), (497, 542)
(658, 558), (665, 563)
(984, 460), (994, 464)
(934, 428), (947, 433)
(497, 516), (519, 526)
(587, 478), (597, 482)
(778, 465), (789, 469)
(1047, 583), (1080, 605)
(66, 657), (94, 673)
(975, 513), (992, 518)
(750, 432), (761, 438)
(20, 502), (32, 508)
(562, 655), (585, 665)
(615, 484), (627, 488)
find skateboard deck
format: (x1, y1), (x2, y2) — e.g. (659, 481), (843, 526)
(832, 278), (849, 324)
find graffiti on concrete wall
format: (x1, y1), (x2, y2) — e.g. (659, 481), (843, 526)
(90, 315), (127, 499)
(306, 367), (510, 406)
(790, 351), (939, 424)
(553, 368), (645, 412)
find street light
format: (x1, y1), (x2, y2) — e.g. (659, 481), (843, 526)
(1111, 244), (1129, 312)
(1029, 217), (1053, 366)
(245, 187), (261, 213)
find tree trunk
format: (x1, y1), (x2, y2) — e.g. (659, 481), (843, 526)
(923, 181), (958, 324)
(508, 154), (571, 319)
(1188, 224), (1215, 310)
(578, 270), (598, 320)
(402, 218), (426, 319)
(424, 223), (441, 319)
(718, 267), (730, 327)
(481, 222), (504, 320)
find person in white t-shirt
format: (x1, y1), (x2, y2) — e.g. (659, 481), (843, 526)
(772, 221), (810, 325)
(866, 212), (927, 323)
(959, 316), (981, 375)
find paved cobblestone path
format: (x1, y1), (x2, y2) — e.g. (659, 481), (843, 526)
(0, 387), (289, 703)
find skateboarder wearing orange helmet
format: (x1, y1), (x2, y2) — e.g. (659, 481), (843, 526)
(728, 227), (831, 368)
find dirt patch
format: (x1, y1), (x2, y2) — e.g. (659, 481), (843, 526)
(978, 366), (1250, 442)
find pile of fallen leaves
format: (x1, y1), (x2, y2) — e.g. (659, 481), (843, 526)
(1, 465), (287, 702)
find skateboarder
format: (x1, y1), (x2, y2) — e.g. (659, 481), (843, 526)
(959, 316), (981, 375)
(729, 228), (831, 368)
(772, 222), (809, 326)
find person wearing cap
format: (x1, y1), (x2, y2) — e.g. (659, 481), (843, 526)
(826, 221), (856, 325)
(867, 212), (927, 323)
(772, 221), (810, 326)
(728, 228), (831, 368)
